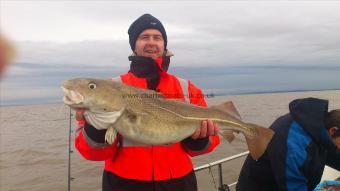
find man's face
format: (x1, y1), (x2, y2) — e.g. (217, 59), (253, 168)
(331, 136), (340, 149)
(329, 126), (340, 149)
(134, 29), (165, 60)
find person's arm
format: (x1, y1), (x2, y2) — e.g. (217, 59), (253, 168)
(265, 115), (306, 191)
(326, 149), (340, 170)
(284, 122), (312, 191)
(181, 81), (220, 156)
(74, 110), (119, 161)
(284, 151), (309, 191)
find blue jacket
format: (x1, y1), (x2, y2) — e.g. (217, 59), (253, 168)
(236, 98), (340, 191)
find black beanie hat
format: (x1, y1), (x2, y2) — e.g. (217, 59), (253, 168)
(128, 14), (167, 51)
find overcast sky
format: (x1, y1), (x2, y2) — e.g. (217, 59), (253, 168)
(1, 0), (340, 69)
(1, 1), (340, 105)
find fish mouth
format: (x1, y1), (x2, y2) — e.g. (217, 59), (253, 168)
(61, 86), (84, 106)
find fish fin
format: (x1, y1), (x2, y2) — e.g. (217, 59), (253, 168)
(105, 127), (117, 144)
(211, 101), (241, 120)
(124, 108), (145, 124)
(219, 130), (235, 143)
(244, 124), (274, 161)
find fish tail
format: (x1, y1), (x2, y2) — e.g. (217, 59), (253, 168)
(244, 123), (274, 161)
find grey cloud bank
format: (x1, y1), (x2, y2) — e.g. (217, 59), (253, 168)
(1, 1), (340, 105)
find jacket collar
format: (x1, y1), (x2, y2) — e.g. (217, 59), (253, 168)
(128, 51), (173, 90)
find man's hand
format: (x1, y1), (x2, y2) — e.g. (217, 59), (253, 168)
(75, 109), (86, 127)
(191, 119), (219, 140)
(76, 109), (85, 120)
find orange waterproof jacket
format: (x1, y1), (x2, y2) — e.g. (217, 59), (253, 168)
(75, 59), (220, 181)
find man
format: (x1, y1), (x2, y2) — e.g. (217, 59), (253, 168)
(75, 14), (221, 191)
(236, 97), (340, 191)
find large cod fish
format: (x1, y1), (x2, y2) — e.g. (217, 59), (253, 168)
(62, 78), (274, 160)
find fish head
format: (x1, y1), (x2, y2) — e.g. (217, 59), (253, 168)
(62, 78), (126, 112)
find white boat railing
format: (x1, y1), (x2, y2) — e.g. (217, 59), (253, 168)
(194, 151), (249, 191)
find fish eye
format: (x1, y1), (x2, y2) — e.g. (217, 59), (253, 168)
(88, 82), (97, 90)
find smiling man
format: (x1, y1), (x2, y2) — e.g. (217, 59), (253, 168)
(133, 29), (164, 59)
(74, 14), (222, 191)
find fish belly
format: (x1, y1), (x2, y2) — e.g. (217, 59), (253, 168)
(113, 108), (200, 145)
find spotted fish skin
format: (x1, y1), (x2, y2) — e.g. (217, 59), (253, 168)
(62, 78), (274, 160)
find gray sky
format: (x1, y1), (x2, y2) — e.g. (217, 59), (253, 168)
(1, 1), (340, 105)
(1, 1), (340, 69)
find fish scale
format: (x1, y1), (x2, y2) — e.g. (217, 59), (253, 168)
(127, 97), (255, 138)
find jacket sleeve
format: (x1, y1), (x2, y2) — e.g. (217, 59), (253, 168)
(284, 121), (311, 191)
(75, 123), (119, 161)
(181, 80), (220, 157)
(326, 149), (340, 170)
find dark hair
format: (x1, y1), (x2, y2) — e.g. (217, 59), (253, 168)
(325, 109), (340, 137)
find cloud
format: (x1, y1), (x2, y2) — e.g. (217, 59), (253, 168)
(12, 40), (131, 67)
(1, 1), (340, 67)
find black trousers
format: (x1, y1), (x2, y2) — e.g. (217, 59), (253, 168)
(102, 170), (197, 191)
